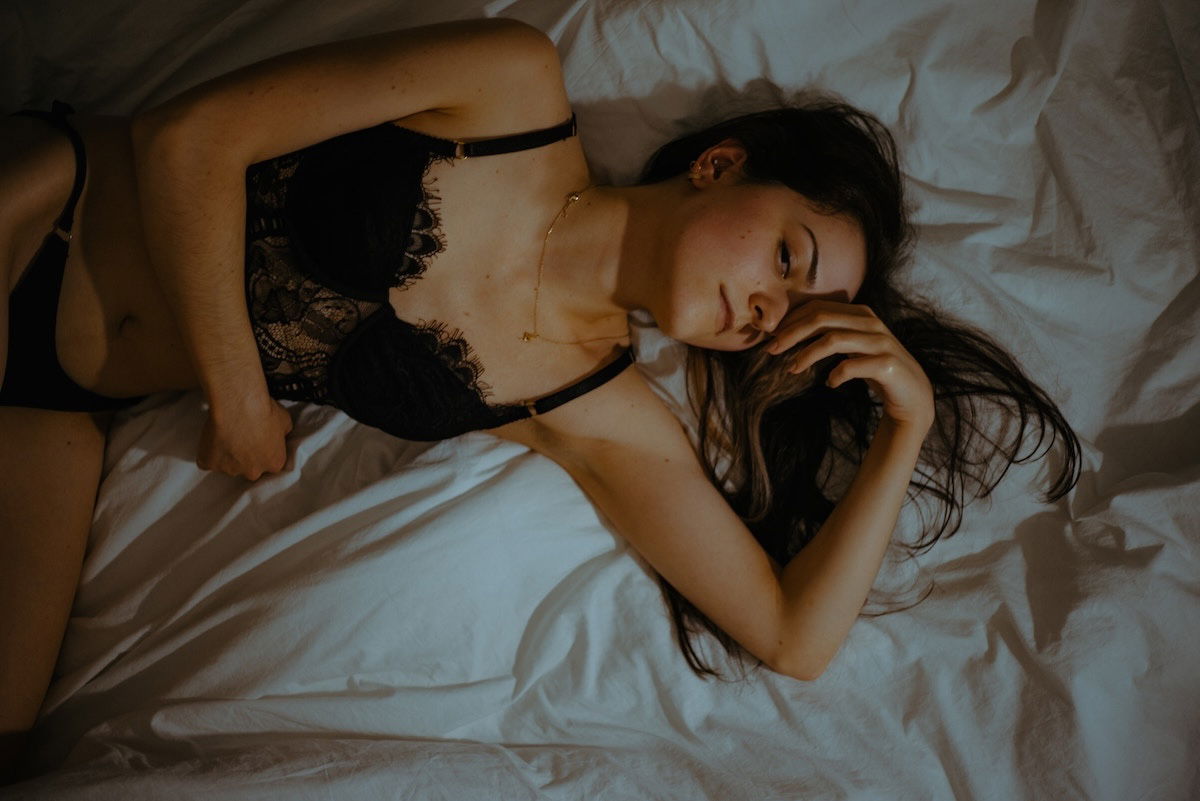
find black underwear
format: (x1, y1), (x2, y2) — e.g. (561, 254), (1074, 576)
(0, 101), (148, 413)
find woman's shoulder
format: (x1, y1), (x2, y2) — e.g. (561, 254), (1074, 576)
(493, 350), (700, 471)
(381, 20), (572, 147)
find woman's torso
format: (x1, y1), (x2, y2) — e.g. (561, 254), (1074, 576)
(10, 111), (630, 427)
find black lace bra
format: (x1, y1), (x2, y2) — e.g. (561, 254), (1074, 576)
(242, 114), (634, 441)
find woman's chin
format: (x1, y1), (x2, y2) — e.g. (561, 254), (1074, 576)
(674, 331), (749, 352)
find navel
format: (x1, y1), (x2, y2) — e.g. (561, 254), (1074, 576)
(115, 313), (137, 337)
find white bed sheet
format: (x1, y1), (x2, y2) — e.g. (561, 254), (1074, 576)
(1, 0), (1197, 799)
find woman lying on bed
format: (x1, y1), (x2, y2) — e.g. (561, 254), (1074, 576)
(0, 17), (1079, 778)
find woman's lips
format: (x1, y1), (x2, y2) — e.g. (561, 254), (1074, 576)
(718, 287), (733, 334)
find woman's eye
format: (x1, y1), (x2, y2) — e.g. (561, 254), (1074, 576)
(779, 241), (792, 279)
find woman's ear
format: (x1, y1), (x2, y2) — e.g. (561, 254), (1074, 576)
(690, 138), (748, 185)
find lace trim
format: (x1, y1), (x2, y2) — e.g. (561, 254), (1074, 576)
(395, 171), (446, 289)
(411, 319), (493, 401)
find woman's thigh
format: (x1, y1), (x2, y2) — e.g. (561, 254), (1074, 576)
(0, 406), (109, 738)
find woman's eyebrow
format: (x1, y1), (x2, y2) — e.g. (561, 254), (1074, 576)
(802, 224), (820, 287)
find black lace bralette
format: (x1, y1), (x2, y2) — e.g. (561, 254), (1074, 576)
(242, 114), (634, 441)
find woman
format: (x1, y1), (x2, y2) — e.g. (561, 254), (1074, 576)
(0, 17), (1078, 777)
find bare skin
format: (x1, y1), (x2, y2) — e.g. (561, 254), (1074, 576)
(1, 17), (934, 784)
(0, 115), (109, 784)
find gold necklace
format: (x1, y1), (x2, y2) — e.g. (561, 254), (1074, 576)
(521, 185), (629, 345)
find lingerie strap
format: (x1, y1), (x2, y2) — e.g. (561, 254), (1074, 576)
(395, 113), (578, 159)
(496, 346), (636, 426)
(14, 100), (87, 241)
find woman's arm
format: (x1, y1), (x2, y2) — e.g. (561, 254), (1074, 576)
(505, 371), (924, 680)
(500, 302), (934, 679)
(126, 18), (566, 478)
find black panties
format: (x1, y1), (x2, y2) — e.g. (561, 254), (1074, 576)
(0, 101), (148, 413)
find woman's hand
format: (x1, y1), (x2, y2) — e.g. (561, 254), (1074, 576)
(197, 393), (294, 481)
(766, 300), (935, 430)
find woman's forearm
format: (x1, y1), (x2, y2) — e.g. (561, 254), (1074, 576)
(778, 416), (930, 678)
(130, 109), (269, 414)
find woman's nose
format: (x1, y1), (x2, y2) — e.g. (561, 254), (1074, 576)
(749, 290), (787, 333)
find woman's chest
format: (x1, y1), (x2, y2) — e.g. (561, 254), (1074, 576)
(379, 144), (607, 407)
(247, 122), (615, 414)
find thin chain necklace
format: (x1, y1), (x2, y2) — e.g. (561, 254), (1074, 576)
(521, 185), (629, 345)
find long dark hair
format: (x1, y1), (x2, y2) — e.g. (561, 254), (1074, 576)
(638, 99), (1081, 679)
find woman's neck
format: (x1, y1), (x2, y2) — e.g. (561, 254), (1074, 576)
(539, 179), (686, 336)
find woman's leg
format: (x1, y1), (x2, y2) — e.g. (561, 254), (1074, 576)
(0, 406), (111, 784)
(0, 111), (125, 783)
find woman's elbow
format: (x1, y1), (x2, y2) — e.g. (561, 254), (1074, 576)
(129, 105), (195, 171)
(131, 95), (187, 144)
(768, 646), (828, 682)
(130, 99), (241, 180)
(478, 16), (559, 64)
(130, 87), (231, 161)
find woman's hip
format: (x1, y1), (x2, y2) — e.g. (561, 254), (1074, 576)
(2, 106), (197, 405)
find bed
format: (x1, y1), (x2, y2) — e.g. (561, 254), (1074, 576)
(2, 0), (1197, 798)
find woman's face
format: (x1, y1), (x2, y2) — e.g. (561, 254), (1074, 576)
(654, 168), (868, 351)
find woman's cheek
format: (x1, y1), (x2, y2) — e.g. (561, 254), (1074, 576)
(667, 293), (721, 347)
(654, 241), (696, 339)
(662, 210), (728, 343)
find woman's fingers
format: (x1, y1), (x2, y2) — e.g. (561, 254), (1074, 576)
(827, 353), (899, 388)
(766, 301), (883, 355)
(828, 352), (934, 428)
(764, 300), (935, 427)
(196, 400), (294, 481)
(787, 330), (892, 374)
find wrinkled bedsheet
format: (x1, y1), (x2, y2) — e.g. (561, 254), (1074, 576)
(1, 0), (1197, 799)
